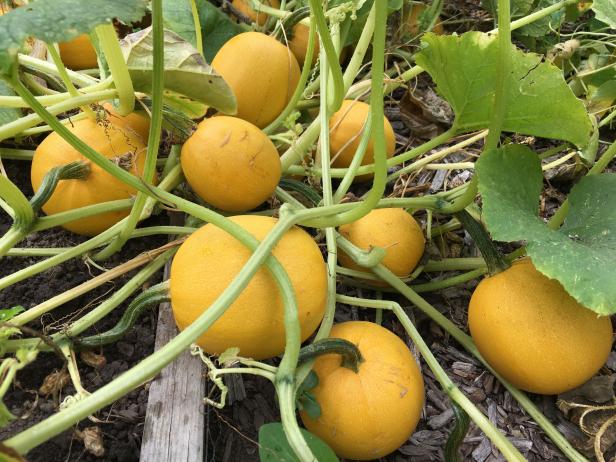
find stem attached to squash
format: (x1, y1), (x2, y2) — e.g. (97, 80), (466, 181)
(298, 338), (363, 372)
(30, 161), (91, 213)
(94, 0), (165, 261)
(453, 209), (510, 275)
(94, 24), (135, 116)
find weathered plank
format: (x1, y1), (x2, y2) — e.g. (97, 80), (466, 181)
(140, 264), (205, 462)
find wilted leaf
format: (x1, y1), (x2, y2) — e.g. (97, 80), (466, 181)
(120, 27), (236, 114)
(476, 145), (616, 314)
(416, 32), (592, 147)
(0, 0), (147, 74)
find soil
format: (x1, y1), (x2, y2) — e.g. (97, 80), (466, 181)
(0, 159), (166, 461)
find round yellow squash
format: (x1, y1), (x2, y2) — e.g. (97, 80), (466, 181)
(469, 258), (614, 395)
(180, 116), (281, 212)
(58, 34), (98, 70)
(301, 321), (425, 460)
(329, 99), (396, 182)
(211, 32), (300, 128)
(230, 0), (280, 25)
(31, 118), (148, 236)
(338, 208), (425, 279)
(288, 23), (319, 67)
(101, 103), (150, 143)
(170, 215), (328, 360)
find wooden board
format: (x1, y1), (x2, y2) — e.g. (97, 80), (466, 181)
(140, 264), (205, 462)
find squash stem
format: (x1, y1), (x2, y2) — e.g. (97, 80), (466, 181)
(30, 161), (91, 213)
(453, 209), (510, 275)
(94, 24), (135, 115)
(298, 338), (363, 373)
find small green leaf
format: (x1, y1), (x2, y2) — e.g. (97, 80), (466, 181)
(592, 0), (616, 28)
(0, 306), (24, 322)
(477, 145), (616, 315)
(258, 423), (338, 462)
(297, 391), (322, 420)
(517, 0), (565, 37)
(416, 32), (592, 147)
(0, 0), (147, 75)
(0, 82), (21, 125)
(198, 1), (245, 62)
(162, 0), (198, 48)
(120, 27), (237, 114)
(217, 347), (241, 365)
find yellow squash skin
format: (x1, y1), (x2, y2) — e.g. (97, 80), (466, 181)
(231, 0), (280, 25)
(288, 23), (319, 67)
(212, 32), (300, 128)
(180, 116), (281, 212)
(338, 208), (425, 279)
(329, 99), (396, 182)
(169, 215), (327, 360)
(58, 34), (98, 70)
(31, 119), (148, 236)
(301, 321), (425, 460)
(469, 258), (614, 395)
(101, 103), (150, 143)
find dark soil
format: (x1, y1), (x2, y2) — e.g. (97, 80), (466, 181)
(0, 159), (166, 461)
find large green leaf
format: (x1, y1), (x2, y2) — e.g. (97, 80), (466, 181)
(517, 0), (565, 37)
(162, 0), (198, 48)
(198, 0), (245, 62)
(0, 82), (21, 125)
(592, 0), (616, 28)
(476, 145), (616, 315)
(416, 32), (592, 147)
(120, 27), (236, 114)
(0, 0), (147, 75)
(258, 423), (338, 462)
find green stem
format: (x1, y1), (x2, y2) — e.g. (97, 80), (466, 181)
(423, 258), (486, 271)
(30, 161), (90, 212)
(263, 14), (316, 135)
(307, 0), (343, 111)
(74, 283), (170, 349)
(0, 173), (33, 228)
(31, 199), (133, 232)
(342, 4), (375, 92)
(95, 24), (134, 115)
(94, 0), (165, 260)
(453, 210), (509, 275)
(17, 54), (99, 87)
(297, 338), (363, 372)
(0, 227), (25, 259)
(0, 88), (118, 141)
(189, 0), (204, 57)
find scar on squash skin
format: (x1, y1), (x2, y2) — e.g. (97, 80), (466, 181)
(219, 131), (232, 147)
(239, 130), (249, 142)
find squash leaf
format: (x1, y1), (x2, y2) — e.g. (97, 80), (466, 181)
(476, 144), (616, 315)
(0, 82), (21, 125)
(0, 0), (147, 75)
(416, 32), (592, 148)
(198, 0), (245, 62)
(258, 423), (338, 462)
(120, 27), (237, 114)
(592, 0), (616, 28)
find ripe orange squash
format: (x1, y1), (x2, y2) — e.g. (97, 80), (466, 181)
(180, 116), (281, 212)
(170, 215), (328, 360)
(338, 208), (425, 281)
(101, 103), (150, 143)
(301, 321), (425, 460)
(31, 119), (149, 236)
(288, 23), (319, 67)
(230, 0), (280, 25)
(469, 258), (613, 394)
(212, 32), (300, 128)
(58, 34), (98, 70)
(329, 99), (396, 182)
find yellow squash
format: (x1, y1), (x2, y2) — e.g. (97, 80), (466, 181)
(469, 258), (613, 394)
(212, 32), (300, 128)
(170, 215), (327, 360)
(31, 118), (148, 236)
(58, 34), (98, 70)
(329, 99), (396, 182)
(230, 0), (280, 25)
(180, 116), (281, 212)
(301, 321), (425, 460)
